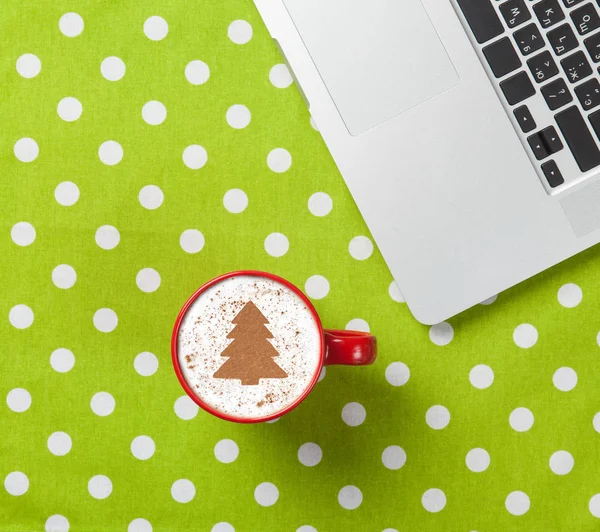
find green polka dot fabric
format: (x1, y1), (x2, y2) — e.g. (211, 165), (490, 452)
(2, 2), (600, 531)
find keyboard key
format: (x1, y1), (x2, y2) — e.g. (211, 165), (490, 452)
(542, 78), (574, 109)
(561, 51), (593, 83)
(500, 0), (532, 28)
(541, 126), (564, 153)
(483, 37), (522, 77)
(571, 3), (600, 35)
(500, 71), (536, 104)
(534, 0), (566, 28)
(514, 105), (537, 132)
(589, 109), (600, 139)
(514, 24), (544, 56)
(541, 160), (565, 188)
(555, 105), (600, 171)
(562, 0), (585, 6)
(575, 78), (600, 110)
(547, 24), (579, 56)
(527, 51), (559, 83)
(457, 0), (505, 43)
(528, 132), (550, 159)
(584, 32), (600, 62)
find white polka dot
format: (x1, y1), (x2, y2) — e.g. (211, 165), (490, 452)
(57, 97), (82, 122)
(469, 365), (494, 389)
(254, 482), (279, 506)
(9, 304), (34, 329)
(429, 322), (454, 346)
(597, 331), (600, 347)
(4, 472), (29, 496)
(338, 485), (362, 510)
(349, 236), (374, 260)
(95, 225), (120, 250)
(480, 294), (498, 305)
(382, 529), (398, 532)
(101, 56), (126, 81)
(267, 148), (292, 173)
(14, 138), (39, 162)
(341, 402), (366, 427)
(426, 405), (450, 430)
(385, 362), (410, 387)
(298, 443), (322, 467)
(553, 367), (577, 392)
(308, 192), (333, 217)
(54, 182), (79, 206)
(388, 281), (405, 303)
(52, 264), (76, 289)
(214, 439), (239, 464)
(180, 229), (205, 254)
(594, 412), (600, 433)
(134, 352), (158, 377)
(144, 16), (168, 41)
(88, 475), (112, 499)
(47, 432), (72, 456)
(558, 283), (582, 308)
(549, 450), (574, 475)
(305, 275), (330, 300)
(93, 308), (118, 333)
(264, 233), (289, 257)
(269, 64), (293, 88)
(211, 524), (234, 532)
(59, 13), (84, 37)
(139, 185), (164, 210)
(590, 494), (600, 518)
(465, 448), (490, 472)
(16, 54), (41, 78)
(509, 407), (534, 432)
(174, 395), (199, 420)
(318, 367), (326, 382)
(185, 60), (210, 85)
(50, 348), (75, 373)
(422, 489), (446, 513)
(183, 145), (208, 170)
(6, 388), (31, 413)
(513, 324), (538, 348)
(382, 446), (406, 470)
(45, 514), (69, 532)
(505, 491), (530, 516)
(136, 268), (161, 293)
(90, 392), (115, 417)
(131, 436), (155, 460)
(98, 141), (123, 166)
(171, 479), (195, 503)
(296, 527), (317, 532)
(228, 20), (253, 44)
(11, 221), (36, 246)
(142, 101), (167, 126)
(226, 104), (251, 129)
(223, 189), (248, 214)
(128, 518), (152, 532)
(345, 318), (370, 332)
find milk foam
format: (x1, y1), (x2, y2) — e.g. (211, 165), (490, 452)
(177, 275), (322, 420)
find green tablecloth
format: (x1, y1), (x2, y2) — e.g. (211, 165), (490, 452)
(3, 1), (600, 531)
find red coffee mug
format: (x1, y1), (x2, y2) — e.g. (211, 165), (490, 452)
(171, 271), (377, 423)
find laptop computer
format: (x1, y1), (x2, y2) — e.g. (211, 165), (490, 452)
(253, 0), (600, 324)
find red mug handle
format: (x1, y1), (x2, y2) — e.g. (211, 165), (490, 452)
(323, 330), (377, 366)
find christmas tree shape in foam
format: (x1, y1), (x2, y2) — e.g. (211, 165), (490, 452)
(213, 301), (288, 385)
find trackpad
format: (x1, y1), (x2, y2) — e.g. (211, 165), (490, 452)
(283, 0), (459, 136)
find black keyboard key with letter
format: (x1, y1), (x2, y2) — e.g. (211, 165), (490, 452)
(562, 0), (585, 6)
(584, 32), (600, 62)
(561, 51), (593, 82)
(500, 0), (532, 28)
(541, 78), (573, 109)
(547, 24), (579, 56)
(514, 24), (545, 56)
(500, 71), (536, 104)
(541, 160), (565, 188)
(555, 106), (600, 171)
(575, 78), (600, 110)
(534, 0), (566, 28)
(456, 0), (504, 44)
(483, 38), (522, 78)
(514, 105), (537, 132)
(571, 3), (600, 35)
(588, 109), (600, 139)
(527, 51), (559, 83)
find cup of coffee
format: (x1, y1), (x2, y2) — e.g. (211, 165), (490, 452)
(171, 270), (377, 423)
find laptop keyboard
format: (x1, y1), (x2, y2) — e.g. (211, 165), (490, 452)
(455, 0), (600, 192)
